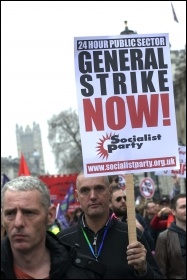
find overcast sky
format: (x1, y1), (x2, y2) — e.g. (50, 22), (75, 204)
(1, 1), (186, 174)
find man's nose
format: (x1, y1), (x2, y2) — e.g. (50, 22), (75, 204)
(14, 212), (24, 228)
(90, 189), (97, 199)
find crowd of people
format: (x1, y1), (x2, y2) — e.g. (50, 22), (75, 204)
(1, 173), (186, 279)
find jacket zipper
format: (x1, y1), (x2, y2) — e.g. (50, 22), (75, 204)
(93, 235), (98, 246)
(93, 233), (98, 259)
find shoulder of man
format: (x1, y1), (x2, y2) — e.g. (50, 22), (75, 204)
(1, 237), (17, 279)
(113, 218), (143, 238)
(157, 228), (170, 240)
(47, 230), (74, 248)
(57, 224), (79, 239)
(48, 230), (107, 278)
(1, 236), (13, 259)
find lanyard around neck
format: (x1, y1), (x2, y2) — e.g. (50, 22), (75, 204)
(81, 213), (115, 260)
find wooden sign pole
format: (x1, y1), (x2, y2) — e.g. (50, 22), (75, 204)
(125, 173), (137, 244)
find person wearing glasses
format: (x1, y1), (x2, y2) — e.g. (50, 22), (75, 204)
(110, 186), (144, 232)
(110, 186), (156, 254)
(57, 172), (163, 279)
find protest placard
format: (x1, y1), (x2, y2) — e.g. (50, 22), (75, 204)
(74, 33), (180, 177)
(74, 33), (181, 244)
(139, 177), (155, 199)
(155, 145), (186, 178)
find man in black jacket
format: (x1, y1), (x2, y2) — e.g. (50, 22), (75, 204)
(1, 176), (106, 279)
(58, 172), (163, 279)
(155, 194), (186, 279)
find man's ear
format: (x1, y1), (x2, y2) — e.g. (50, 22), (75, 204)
(47, 204), (56, 225)
(171, 209), (176, 217)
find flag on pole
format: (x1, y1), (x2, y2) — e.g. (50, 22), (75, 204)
(18, 153), (31, 176)
(2, 173), (10, 188)
(55, 184), (75, 228)
(55, 203), (69, 229)
(59, 184), (75, 213)
(171, 2), (179, 23)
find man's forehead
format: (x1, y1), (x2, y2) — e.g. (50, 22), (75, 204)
(3, 191), (43, 209)
(113, 189), (126, 197)
(148, 202), (156, 207)
(4, 189), (41, 201)
(177, 197), (186, 205)
(79, 175), (106, 183)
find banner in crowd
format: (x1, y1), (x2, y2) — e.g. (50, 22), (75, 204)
(74, 33), (179, 176)
(39, 174), (79, 212)
(155, 145), (186, 178)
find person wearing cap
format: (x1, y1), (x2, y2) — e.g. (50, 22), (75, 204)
(149, 196), (175, 246)
(159, 195), (170, 208)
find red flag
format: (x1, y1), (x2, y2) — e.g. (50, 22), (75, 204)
(18, 153), (31, 176)
(171, 2), (179, 23)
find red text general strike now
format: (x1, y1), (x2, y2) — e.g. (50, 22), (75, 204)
(83, 94), (171, 131)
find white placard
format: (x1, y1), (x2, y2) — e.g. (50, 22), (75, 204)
(155, 145), (186, 178)
(74, 33), (180, 177)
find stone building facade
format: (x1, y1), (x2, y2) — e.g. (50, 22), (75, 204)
(1, 157), (19, 181)
(173, 48), (186, 146)
(16, 122), (45, 175)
